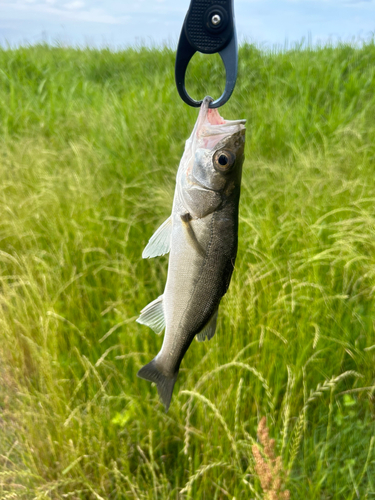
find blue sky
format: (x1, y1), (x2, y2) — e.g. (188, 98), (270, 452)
(0, 0), (374, 49)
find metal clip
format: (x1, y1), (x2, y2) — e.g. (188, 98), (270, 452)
(175, 0), (238, 109)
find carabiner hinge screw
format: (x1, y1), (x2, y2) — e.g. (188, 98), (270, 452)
(211, 14), (221, 26)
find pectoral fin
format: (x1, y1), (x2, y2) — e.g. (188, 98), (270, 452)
(136, 295), (165, 335)
(142, 216), (172, 259)
(196, 308), (219, 342)
(181, 213), (206, 258)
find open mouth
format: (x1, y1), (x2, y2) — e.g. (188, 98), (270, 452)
(200, 96), (246, 130)
(198, 97), (246, 145)
(188, 96), (246, 150)
(206, 107), (246, 128)
(207, 107), (226, 125)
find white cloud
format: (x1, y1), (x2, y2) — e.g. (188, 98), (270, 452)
(1, 1), (129, 24)
(345, 0), (374, 3)
(1, 0), (375, 48)
(63, 1), (84, 10)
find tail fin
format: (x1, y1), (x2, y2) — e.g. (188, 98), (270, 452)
(137, 359), (178, 412)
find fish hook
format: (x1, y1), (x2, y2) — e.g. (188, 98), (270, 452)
(175, 0), (238, 109)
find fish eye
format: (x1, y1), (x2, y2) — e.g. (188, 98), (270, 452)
(213, 150), (236, 172)
(218, 154), (228, 166)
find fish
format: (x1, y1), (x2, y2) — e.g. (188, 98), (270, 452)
(137, 96), (246, 411)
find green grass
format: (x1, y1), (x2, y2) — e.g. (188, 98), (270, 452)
(0, 41), (375, 499)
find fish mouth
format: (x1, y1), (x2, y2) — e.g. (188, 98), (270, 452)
(204, 96), (246, 128)
(194, 96), (246, 148)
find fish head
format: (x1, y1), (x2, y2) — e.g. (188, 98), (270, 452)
(179, 96), (246, 216)
(193, 127), (246, 193)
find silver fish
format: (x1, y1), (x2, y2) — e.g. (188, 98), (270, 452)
(137, 96), (246, 411)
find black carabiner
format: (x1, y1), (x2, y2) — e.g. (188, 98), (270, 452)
(175, 0), (238, 109)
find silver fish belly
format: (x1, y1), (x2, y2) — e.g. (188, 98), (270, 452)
(137, 96), (246, 411)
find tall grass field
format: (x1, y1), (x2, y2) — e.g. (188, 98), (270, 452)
(0, 42), (375, 499)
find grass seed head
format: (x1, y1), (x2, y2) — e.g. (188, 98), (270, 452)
(252, 418), (290, 500)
